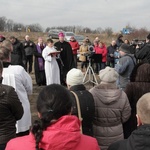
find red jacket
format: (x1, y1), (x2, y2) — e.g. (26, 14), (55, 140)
(6, 115), (100, 150)
(69, 41), (79, 55)
(94, 45), (107, 62)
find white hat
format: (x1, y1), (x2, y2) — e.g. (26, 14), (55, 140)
(66, 68), (84, 86)
(99, 67), (119, 83)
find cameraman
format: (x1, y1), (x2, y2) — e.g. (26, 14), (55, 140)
(135, 33), (150, 63)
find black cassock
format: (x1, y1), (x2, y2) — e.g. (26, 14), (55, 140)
(54, 41), (75, 85)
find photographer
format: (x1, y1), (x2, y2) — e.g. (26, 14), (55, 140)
(135, 33), (150, 63)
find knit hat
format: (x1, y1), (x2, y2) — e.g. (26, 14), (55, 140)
(66, 68), (84, 86)
(119, 43), (131, 54)
(99, 67), (119, 83)
(58, 32), (65, 37)
(147, 33), (150, 40)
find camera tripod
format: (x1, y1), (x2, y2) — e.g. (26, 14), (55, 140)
(83, 58), (98, 85)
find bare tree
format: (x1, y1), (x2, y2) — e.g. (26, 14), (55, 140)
(0, 16), (6, 31)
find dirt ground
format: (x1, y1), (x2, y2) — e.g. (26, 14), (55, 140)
(29, 62), (100, 123)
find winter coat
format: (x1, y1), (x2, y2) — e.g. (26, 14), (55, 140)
(0, 84), (23, 145)
(116, 39), (124, 48)
(123, 73), (150, 138)
(79, 45), (89, 62)
(22, 40), (36, 56)
(89, 83), (131, 150)
(115, 54), (136, 90)
(107, 45), (117, 63)
(5, 115), (100, 150)
(135, 43), (150, 63)
(95, 45), (107, 62)
(108, 124), (150, 150)
(2, 62), (33, 133)
(70, 84), (95, 136)
(69, 40), (79, 55)
(11, 39), (26, 66)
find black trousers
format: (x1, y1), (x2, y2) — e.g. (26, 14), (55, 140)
(25, 55), (33, 73)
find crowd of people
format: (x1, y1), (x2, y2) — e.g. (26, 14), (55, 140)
(0, 32), (150, 150)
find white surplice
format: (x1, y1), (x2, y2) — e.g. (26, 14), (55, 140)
(42, 46), (60, 85)
(2, 65), (32, 133)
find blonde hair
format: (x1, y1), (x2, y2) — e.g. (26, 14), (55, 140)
(137, 93), (150, 124)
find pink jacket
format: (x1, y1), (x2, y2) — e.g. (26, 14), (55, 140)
(69, 41), (79, 55)
(94, 45), (107, 62)
(6, 115), (100, 150)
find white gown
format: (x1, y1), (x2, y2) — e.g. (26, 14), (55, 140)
(42, 46), (60, 85)
(2, 65), (32, 133)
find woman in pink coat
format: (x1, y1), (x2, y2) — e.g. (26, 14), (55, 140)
(94, 41), (107, 72)
(6, 84), (100, 150)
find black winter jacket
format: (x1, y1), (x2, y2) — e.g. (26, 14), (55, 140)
(22, 40), (36, 56)
(0, 84), (23, 144)
(135, 43), (150, 63)
(108, 125), (150, 150)
(70, 84), (95, 136)
(11, 39), (26, 66)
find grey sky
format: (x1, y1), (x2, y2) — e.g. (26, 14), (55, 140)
(1, 0), (150, 31)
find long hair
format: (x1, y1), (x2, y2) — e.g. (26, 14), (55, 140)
(32, 84), (72, 150)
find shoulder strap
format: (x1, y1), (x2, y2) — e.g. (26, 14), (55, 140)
(71, 91), (83, 133)
(126, 54), (136, 66)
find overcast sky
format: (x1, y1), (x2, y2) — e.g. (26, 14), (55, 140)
(1, 0), (150, 31)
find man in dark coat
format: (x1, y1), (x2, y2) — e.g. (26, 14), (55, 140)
(135, 33), (150, 63)
(54, 32), (75, 86)
(108, 93), (150, 150)
(107, 40), (117, 68)
(9, 36), (26, 67)
(116, 34), (124, 48)
(22, 35), (36, 73)
(66, 68), (95, 136)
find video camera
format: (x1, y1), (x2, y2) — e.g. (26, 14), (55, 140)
(130, 39), (145, 49)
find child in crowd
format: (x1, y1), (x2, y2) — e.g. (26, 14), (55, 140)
(42, 39), (60, 85)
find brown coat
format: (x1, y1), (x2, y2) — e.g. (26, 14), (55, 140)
(89, 83), (131, 150)
(79, 45), (89, 62)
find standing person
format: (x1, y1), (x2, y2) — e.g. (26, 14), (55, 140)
(0, 45), (32, 137)
(79, 40), (89, 72)
(54, 32), (75, 86)
(116, 34), (124, 48)
(22, 35), (36, 73)
(34, 37), (46, 86)
(69, 36), (79, 68)
(0, 60), (23, 150)
(89, 67), (131, 150)
(66, 68), (95, 136)
(95, 41), (107, 71)
(108, 93), (150, 150)
(115, 43), (136, 90)
(107, 40), (117, 68)
(6, 84), (100, 150)
(123, 63), (150, 139)
(9, 36), (26, 67)
(135, 33), (150, 63)
(42, 39), (60, 85)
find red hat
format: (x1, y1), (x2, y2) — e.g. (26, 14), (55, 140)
(58, 32), (65, 37)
